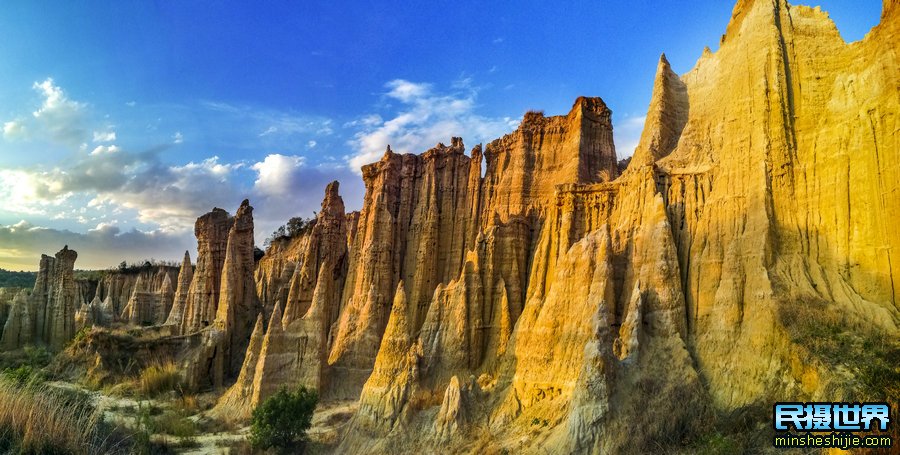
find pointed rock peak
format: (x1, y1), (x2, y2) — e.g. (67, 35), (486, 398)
(393, 281), (407, 311)
(645, 192), (670, 227)
(325, 180), (340, 197)
(654, 54), (679, 81)
(448, 375), (461, 388)
(251, 313), (265, 336)
(470, 144), (483, 159)
(658, 53), (671, 68)
(268, 302), (284, 334)
(240, 199), (250, 209)
(383, 145), (394, 159)
(385, 281), (411, 339)
(181, 250), (192, 267)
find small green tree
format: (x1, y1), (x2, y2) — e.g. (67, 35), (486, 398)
(249, 385), (318, 453)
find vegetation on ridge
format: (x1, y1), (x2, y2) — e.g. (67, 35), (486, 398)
(264, 216), (317, 248)
(0, 269), (36, 288)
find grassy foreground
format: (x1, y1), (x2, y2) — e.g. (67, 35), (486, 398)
(0, 378), (134, 454)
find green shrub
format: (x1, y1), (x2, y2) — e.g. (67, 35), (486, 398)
(249, 386), (318, 453)
(23, 345), (52, 368)
(1, 365), (45, 386)
(149, 411), (197, 438)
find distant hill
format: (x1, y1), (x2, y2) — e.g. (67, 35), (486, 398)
(0, 269), (37, 288)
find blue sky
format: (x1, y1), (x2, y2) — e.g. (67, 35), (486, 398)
(0, 0), (883, 270)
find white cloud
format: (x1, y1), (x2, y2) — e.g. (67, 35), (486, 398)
(251, 154), (306, 197)
(385, 80), (432, 103)
(89, 145), (120, 156)
(0, 79), (366, 264)
(613, 115), (646, 158)
(0, 220), (195, 270)
(346, 78), (519, 173)
(201, 101), (332, 138)
(29, 78), (88, 146)
(3, 120), (27, 140)
(93, 130), (116, 142)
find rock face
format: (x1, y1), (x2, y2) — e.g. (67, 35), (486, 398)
(0, 246), (83, 350)
(119, 269), (177, 326)
(213, 200), (263, 378)
(328, 99), (616, 400)
(179, 208), (234, 334)
(41, 1), (900, 452)
(163, 251), (194, 327)
(173, 201), (263, 390)
(214, 182), (349, 418)
(222, 1), (898, 453)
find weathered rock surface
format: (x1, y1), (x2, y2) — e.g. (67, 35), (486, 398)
(174, 200), (264, 390)
(35, 1), (900, 453)
(317, 1), (900, 452)
(119, 270), (177, 326)
(179, 208), (234, 334)
(214, 182), (349, 417)
(163, 251), (194, 327)
(0, 246), (83, 350)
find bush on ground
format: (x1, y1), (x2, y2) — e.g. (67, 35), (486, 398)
(249, 385), (318, 453)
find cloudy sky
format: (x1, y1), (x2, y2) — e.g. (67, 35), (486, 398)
(0, 0), (882, 270)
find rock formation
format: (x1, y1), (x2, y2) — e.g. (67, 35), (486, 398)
(243, 1), (899, 452)
(46, 1), (900, 452)
(178, 208), (234, 334)
(0, 246), (84, 351)
(119, 270), (177, 326)
(214, 182), (349, 418)
(173, 200), (263, 390)
(212, 199), (263, 377)
(163, 251), (194, 327)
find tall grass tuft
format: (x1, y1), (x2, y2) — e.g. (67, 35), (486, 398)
(138, 361), (182, 397)
(0, 379), (132, 454)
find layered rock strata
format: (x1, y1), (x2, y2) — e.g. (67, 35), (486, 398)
(0, 246), (83, 350)
(255, 1), (899, 452)
(215, 182), (349, 418)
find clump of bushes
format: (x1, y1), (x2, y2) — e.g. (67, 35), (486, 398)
(264, 216), (317, 248)
(249, 385), (318, 453)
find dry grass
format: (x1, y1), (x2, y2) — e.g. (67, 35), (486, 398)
(138, 361), (182, 397)
(0, 379), (132, 454)
(173, 393), (201, 414)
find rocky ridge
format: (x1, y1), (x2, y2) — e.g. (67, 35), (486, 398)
(234, 1), (898, 452)
(6, 1), (897, 453)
